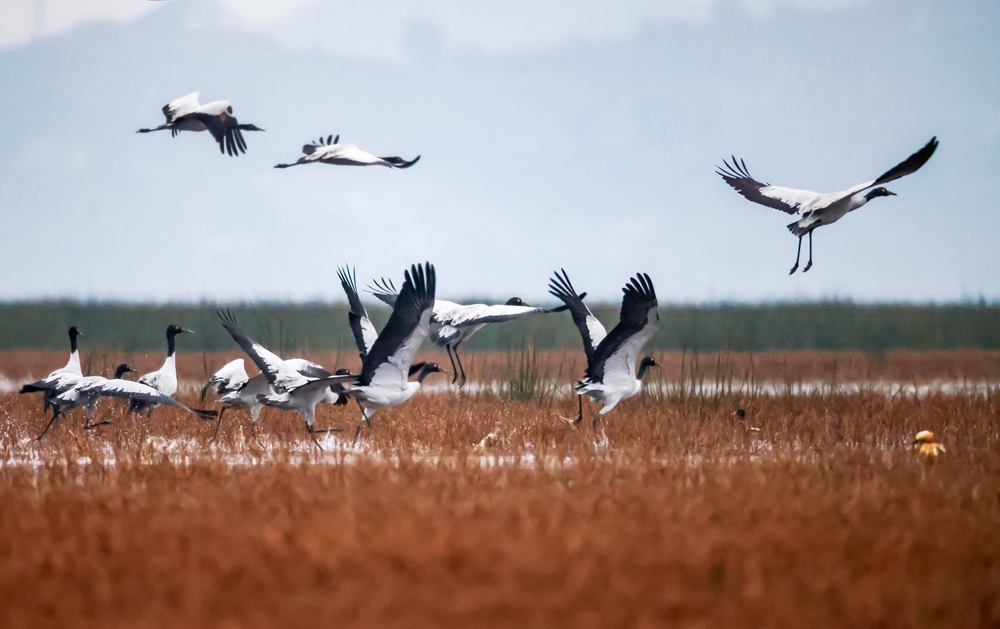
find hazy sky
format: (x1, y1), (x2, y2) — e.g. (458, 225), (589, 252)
(0, 0), (996, 303)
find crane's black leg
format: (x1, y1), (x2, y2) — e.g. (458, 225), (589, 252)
(789, 236), (802, 274)
(355, 399), (371, 428)
(37, 408), (61, 440)
(576, 395), (584, 425)
(210, 406), (227, 442)
(453, 343), (467, 387)
(446, 345), (458, 384)
(351, 399), (370, 443)
(592, 413), (602, 431)
(84, 413), (111, 430)
(83, 403), (110, 429)
(308, 422), (325, 450)
(803, 230), (814, 273)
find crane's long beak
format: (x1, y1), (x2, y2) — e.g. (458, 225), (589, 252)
(886, 190), (897, 196)
(183, 328), (195, 334)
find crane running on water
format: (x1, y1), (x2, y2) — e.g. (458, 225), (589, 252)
(549, 270), (660, 430)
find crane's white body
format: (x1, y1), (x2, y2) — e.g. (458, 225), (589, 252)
(53, 375), (113, 418)
(575, 307), (659, 415)
(756, 184), (875, 234)
(161, 93), (232, 133)
(257, 384), (344, 429)
(301, 142), (396, 167)
(217, 372), (270, 422)
(349, 308), (434, 420)
(139, 353), (177, 396)
(76, 378), (207, 419)
(276, 136), (419, 169)
(254, 358), (345, 429)
(21, 330), (83, 407)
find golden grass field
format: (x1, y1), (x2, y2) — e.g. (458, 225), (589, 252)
(1, 349), (999, 628)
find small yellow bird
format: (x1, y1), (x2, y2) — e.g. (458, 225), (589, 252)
(912, 430), (945, 458)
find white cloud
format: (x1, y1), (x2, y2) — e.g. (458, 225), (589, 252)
(0, 0), (156, 48)
(1, 0), (876, 55)
(223, 0), (876, 59)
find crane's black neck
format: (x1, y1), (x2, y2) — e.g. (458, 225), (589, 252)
(637, 361), (654, 380)
(166, 330), (178, 357)
(68, 327), (79, 353)
(113, 364), (131, 379)
(408, 362), (426, 377)
(415, 364), (437, 383)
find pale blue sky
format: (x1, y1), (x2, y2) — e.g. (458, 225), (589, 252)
(0, 0), (996, 303)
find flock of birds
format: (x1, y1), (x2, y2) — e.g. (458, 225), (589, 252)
(17, 91), (942, 454)
(21, 264), (659, 446)
(138, 91), (937, 273)
(137, 93), (419, 168)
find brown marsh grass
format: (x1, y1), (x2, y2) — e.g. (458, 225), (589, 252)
(1, 349), (999, 628)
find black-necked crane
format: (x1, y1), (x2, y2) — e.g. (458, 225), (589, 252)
(368, 276), (566, 386)
(549, 269), (660, 429)
(137, 324), (192, 399)
(336, 263), (443, 436)
(71, 376), (217, 422)
(137, 92), (264, 157)
(717, 137), (938, 273)
(275, 134), (419, 169)
(39, 364), (136, 440)
(19, 326), (83, 412)
(216, 309), (348, 446)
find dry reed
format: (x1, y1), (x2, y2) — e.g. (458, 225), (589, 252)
(1, 350), (999, 628)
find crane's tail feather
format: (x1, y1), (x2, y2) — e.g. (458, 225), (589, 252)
(787, 220), (810, 238)
(190, 407), (219, 421)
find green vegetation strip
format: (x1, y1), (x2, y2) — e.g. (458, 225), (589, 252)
(0, 301), (998, 353)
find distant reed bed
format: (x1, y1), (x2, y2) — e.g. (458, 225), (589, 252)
(1, 300), (999, 353)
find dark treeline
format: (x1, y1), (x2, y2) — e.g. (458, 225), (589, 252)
(0, 301), (998, 354)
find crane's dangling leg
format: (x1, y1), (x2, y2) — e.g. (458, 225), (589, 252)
(446, 345), (459, 385)
(84, 415), (111, 429)
(803, 230), (814, 273)
(453, 342), (468, 387)
(355, 399), (371, 428)
(307, 422), (325, 450)
(210, 406), (227, 442)
(558, 394), (585, 426)
(37, 408), (62, 441)
(789, 236), (802, 275)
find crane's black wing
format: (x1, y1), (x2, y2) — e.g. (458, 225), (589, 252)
(193, 113), (247, 157)
(872, 137), (938, 187)
(548, 269), (606, 361)
(338, 266), (379, 359)
(359, 263), (436, 388)
(585, 273), (658, 384)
